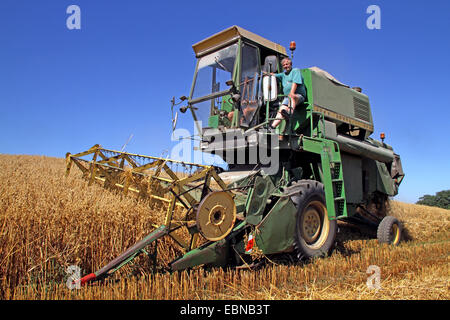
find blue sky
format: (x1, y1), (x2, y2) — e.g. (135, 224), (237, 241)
(0, 0), (449, 203)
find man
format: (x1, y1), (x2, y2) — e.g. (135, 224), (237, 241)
(270, 57), (306, 128)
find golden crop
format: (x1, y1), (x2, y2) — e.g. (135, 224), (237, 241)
(0, 154), (448, 300)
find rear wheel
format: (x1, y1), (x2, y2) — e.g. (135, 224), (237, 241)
(377, 216), (402, 245)
(291, 180), (337, 260)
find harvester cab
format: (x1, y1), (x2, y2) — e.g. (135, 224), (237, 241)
(184, 26), (289, 136)
(66, 26), (405, 286)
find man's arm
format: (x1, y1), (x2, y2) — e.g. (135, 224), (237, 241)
(289, 69), (303, 99)
(289, 82), (298, 96)
(289, 82), (298, 102)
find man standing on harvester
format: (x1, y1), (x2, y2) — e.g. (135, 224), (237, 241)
(270, 57), (307, 128)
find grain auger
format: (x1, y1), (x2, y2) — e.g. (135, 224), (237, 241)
(66, 144), (242, 284)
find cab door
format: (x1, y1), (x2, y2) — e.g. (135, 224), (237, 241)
(239, 42), (261, 127)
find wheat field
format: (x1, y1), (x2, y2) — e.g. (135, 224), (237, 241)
(0, 154), (448, 300)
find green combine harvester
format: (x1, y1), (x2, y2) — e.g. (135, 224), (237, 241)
(66, 26), (405, 285)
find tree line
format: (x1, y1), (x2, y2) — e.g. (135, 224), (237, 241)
(416, 190), (450, 209)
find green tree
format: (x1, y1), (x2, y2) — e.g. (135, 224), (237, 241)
(416, 190), (450, 209)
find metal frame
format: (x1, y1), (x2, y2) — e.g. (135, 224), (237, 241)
(66, 144), (232, 283)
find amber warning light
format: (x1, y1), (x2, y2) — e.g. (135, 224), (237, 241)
(380, 132), (385, 142)
(290, 41), (296, 51)
(289, 41), (296, 59)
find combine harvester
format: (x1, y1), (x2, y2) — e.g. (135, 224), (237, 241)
(66, 26), (405, 285)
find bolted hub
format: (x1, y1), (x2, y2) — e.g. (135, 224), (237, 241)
(302, 208), (322, 243)
(300, 200), (329, 249)
(209, 205), (226, 226)
(196, 191), (236, 241)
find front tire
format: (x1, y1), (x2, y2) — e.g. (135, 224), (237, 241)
(291, 180), (338, 260)
(377, 216), (402, 245)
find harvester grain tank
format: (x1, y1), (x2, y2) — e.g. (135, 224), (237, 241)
(66, 26), (404, 285)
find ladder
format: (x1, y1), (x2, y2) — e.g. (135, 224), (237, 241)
(320, 143), (348, 219)
(300, 137), (348, 220)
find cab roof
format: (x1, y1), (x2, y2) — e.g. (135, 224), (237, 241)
(192, 25), (287, 57)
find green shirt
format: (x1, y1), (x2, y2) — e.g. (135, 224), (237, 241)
(275, 68), (306, 97)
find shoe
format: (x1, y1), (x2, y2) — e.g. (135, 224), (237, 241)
(280, 109), (291, 120)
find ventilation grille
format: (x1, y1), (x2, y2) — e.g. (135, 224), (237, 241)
(353, 97), (371, 122)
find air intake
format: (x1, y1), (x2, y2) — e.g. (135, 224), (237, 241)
(353, 97), (371, 122)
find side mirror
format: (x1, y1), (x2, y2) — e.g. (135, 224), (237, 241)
(262, 75), (277, 102)
(226, 79), (239, 95)
(172, 111), (178, 131)
(179, 106), (188, 113)
(179, 105), (198, 113)
(170, 96), (183, 132)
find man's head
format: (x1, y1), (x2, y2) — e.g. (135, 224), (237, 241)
(281, 57), (293, 73)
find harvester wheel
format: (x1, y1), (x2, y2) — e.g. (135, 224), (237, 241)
(377, 216), (402, 245)
(291, 180), (337, 260)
